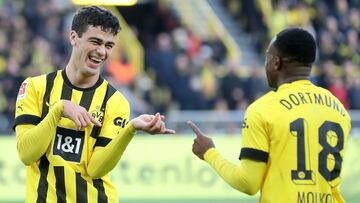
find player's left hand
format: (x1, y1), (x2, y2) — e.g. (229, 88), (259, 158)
(130, 113), (176, 134)
(187, 121), (215, 160)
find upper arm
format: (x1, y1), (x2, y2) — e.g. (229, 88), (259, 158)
(14, 77), (42, 130)
(240, 105), (270, 163)
(95, 93), (131, 148)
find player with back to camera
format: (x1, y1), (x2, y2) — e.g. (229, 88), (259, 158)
(14, 6), (175, 203)
(188, 28), (351, 203)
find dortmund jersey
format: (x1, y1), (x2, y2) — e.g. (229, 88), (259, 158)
(14, 70), (131, 203)
(240, 80), (351, 203)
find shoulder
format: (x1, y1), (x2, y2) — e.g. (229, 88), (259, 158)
(247, 90), (275, 113)
(106, 83), (130, 109)
(20, 72), (51, 93)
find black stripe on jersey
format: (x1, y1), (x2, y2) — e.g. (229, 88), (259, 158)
(90, 127), (101, 139)
(93, 179), (108, 203)
(94, 137), (112, 147)
(54, 166), (66, 203)
(60, 82), (72, 100)
(239, 148), (269, 162)
(76, 173), (88, 203)
(13, 114), (42, 130)
(79, 89), (96, 110)
(36, 156), (50, 203)
(41, 71), (57, 119)
(90, 84), (117, 139)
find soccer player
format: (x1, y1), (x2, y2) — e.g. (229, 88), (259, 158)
(188, 28), (351, 203)
(14, 6), (175, 203)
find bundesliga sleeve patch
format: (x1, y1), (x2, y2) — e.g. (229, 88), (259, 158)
(17, 81), (28, 100)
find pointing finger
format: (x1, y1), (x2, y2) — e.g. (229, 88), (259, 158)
(187, 121), (204, 137)
(90, 114), (102, 127)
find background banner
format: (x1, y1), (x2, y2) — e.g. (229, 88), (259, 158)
(0, 136), (359, 202)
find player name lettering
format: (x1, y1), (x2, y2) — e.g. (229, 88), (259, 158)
(297, 191), (334, 203)
(279, 92), (346, 117)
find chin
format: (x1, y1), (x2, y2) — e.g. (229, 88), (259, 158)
(84, 66), (101, 76)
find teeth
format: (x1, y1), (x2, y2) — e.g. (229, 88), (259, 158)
(89, 56), (102, 63)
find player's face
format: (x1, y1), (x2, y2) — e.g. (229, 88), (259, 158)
(264, 37), (279, 89)
(70, 26), (116, 76)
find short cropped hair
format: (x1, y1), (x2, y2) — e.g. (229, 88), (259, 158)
(72, 6), (121, 37)
(274, 28), (316, 64)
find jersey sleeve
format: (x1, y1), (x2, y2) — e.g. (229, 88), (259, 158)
(97, 92), (131, 143)
(204, 148), (267, 195)
(13, 77), (42, 129)
(239, 105), (270, 163)
(87, 92), (136, 178)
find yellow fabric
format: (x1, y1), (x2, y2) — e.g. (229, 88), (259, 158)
(14, 70), (133, 203)
(204, 148), (266, 195)
(16, 101), (62, 165)
(240, 80), (351, 203)
(88, 124), (136, 178)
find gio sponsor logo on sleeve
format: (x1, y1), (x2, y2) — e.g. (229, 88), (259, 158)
(17, 81), (28, 100)
(114, 117), (128, 128)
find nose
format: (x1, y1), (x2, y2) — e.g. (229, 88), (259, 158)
(96, 45), (106, 56)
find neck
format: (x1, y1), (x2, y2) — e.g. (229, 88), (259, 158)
(278, 76), (309, 86)
(66, 58), (99, 89)
(277, 65), (311, 87)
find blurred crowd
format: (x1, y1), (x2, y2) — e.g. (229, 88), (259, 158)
(0, 0), (75, 133)
(0, 0), (359, 134)
(223, 0), (360, 110)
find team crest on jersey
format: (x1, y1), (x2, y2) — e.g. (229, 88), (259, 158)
(91, 106), (104, 123)
(17, 81), (28, 100)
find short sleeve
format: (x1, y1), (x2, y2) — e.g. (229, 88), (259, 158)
(239, 105), (270, 163)
(13, 78), (42, 130)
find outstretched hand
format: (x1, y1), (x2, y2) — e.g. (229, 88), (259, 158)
(130, 113), (176, 134)
(187, 121), (215, 160)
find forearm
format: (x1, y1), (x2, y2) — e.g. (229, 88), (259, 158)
(87, 124), (136, 179)
(15, 101), (63, 165)
(204, 148), (266, 195)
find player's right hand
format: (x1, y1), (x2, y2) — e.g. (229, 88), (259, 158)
(61, 100), (102, 130)
(187, 121), (215, 160)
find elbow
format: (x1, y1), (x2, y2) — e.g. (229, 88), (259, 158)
(232, 183), (259, 196)
(17, 150), (35, 166)
(16, 144), (35, 166)
(87, 167), (105, 179)
(87, 171), (102, 179)
(242, 187), (258, 196)
(238, 183), (260, 196)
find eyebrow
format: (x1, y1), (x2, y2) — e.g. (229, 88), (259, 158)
(88, 37), (115, 46)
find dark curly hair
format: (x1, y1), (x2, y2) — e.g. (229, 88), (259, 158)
(274, 28), (316, 64)
(71, 6), (121, 37)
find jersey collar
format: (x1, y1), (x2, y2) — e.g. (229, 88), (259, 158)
(277, 80), (312, 91)
(61, 69), (104, 91)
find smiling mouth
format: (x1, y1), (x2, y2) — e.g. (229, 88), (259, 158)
(88, 56), (104, 64)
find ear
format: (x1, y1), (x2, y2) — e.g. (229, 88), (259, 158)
(274, 55), (282, 70)
(69, 31), (78, 46)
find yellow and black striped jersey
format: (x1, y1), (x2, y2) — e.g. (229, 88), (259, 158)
(239, 80), (351, 203)
(14, 70), (131, 203)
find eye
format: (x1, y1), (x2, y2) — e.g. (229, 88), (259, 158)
(90, 40), (101, 45)
(105, 44), (114, 49)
